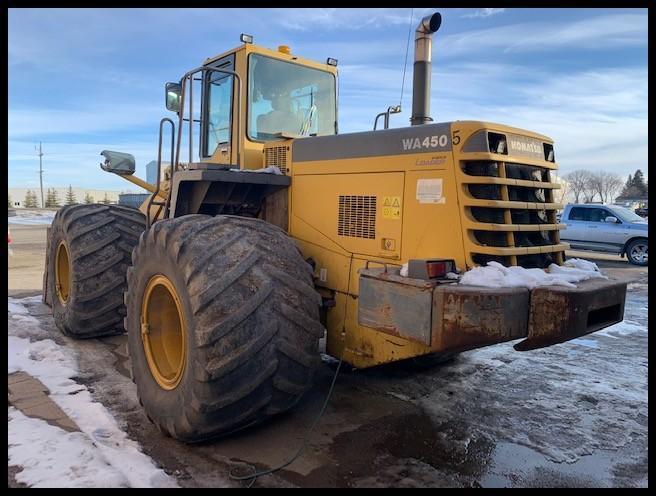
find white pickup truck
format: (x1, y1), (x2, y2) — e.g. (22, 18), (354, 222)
(559, 204), (648, 266)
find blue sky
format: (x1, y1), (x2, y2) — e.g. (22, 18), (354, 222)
(8, 7), (648, 191)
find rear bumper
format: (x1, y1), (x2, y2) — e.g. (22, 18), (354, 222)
(515, 278), (627, 351)
(358, 269), (627, 353)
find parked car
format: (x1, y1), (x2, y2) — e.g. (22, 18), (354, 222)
(559, 204), (648, 266)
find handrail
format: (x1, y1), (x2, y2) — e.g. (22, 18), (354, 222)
(146, 117), (175, 227)
(373, 105), (401, 130)
(168, 65), (243, 220)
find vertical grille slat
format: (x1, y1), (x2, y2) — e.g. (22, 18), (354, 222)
(338, 195), (376, 239)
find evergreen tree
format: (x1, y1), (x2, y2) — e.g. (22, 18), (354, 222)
(24, 190), (38, 208)
(619, 169), (648, 198)
(632, 169), (647, 196)
(101, 193), (111, 205)
(45, 188), (60, 208)
(65, 185), (77, 205)
(84, 192), (94, 204)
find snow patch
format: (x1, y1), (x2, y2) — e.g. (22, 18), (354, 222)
(458, 259), (606, 289)
(8, 297), (177, 488)
(8, 212), (56, 225)
(419, 290), (647, 464)
(8, 301), (30, 314)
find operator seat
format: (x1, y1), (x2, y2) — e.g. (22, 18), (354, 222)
(256, 94), (302, 137)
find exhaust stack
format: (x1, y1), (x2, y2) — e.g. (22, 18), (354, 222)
(410, 12), (442, 126)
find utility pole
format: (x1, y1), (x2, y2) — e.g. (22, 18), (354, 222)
(36, 142), (44, 208)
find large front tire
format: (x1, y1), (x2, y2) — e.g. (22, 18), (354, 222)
(47, 204), (146, 338)
(126, 215), (324, 442)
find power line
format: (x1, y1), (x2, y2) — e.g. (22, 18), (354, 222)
(399, 8), (414, 108)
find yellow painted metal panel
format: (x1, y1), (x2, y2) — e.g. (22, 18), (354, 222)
(290, 172), (404, 260)
(401, 169), (468, 271)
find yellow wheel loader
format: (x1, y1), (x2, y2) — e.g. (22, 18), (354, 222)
(43, 12), (627, 442)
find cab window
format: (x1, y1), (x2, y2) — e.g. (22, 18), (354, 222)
(569, 207), (587, 221)
(587, 208), (612, 223)
(248, 53), (336, 141)
(204, 73), (233, 157)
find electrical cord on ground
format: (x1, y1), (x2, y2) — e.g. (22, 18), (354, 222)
(228, 355), (344, 488)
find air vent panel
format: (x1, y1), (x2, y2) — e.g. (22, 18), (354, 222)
(264, 146), (289, 174)
(338, 195), (377, 239)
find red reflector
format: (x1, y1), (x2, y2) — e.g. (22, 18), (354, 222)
(427, 261), (447, 278)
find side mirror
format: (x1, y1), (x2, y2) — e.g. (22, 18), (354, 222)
(165, 82), (182, 113)
(100, 150), (136, 175)
(605, 216), (619, 224)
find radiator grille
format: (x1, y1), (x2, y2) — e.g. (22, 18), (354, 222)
(264, 146), (289, 174)
(338, 195), (377, 239)
(461, 160), (565, 268)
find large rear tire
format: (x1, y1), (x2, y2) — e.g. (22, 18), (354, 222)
(47, 204), (146, 338)
(126, 215), (324, 442)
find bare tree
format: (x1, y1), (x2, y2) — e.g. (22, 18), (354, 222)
(599, 172), (624, 204)
(551, 172), (570, 204)
(576, 170), (625, 204)
(564, 170), (594, 203)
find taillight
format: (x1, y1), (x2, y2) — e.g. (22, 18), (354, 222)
(407, 259), (456, 280)
(427, 261), (447, 278)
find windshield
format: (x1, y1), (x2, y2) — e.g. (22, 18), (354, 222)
(609, 205), (647, 223)
(248, 54), (336, 141)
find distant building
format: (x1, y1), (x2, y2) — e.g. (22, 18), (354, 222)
(118, 192), (150, 209)
(8, 187), (121, 208)
(146, 160), (170, 185)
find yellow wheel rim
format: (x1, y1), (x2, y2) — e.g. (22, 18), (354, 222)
(55, 241), (72, 305)
(141, 275), (187, 390)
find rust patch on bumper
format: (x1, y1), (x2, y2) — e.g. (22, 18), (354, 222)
(432, 285), (530, 353)
(515, 277), (627, 351)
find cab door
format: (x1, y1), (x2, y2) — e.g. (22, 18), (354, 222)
(201, 54), (236, 165)
(561, 206), (589, 249)
(583, 207), (631, 252)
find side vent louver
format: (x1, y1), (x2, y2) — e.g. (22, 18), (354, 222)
(338, 195), (377, 239)
(264, 146), (289, 174)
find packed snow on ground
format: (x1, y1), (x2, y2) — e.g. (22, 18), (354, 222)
(418, 292), (648, 466)
(458, 258), (607, 289)
(8, 297), (177, 488)
(8, 211), (56, 225)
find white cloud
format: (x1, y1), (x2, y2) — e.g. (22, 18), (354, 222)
(8, 140), (159, 190)
(8, 104), (164, 139)
(439, 13), (647, 57)
(272, 8), (434, 32)
(462, 8), (506, 19)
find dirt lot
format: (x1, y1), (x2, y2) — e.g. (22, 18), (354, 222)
(8, 221), (648, 487)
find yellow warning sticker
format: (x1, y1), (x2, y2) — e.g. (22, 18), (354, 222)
(382, 196), (401, 219)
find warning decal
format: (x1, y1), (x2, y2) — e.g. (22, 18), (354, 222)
(416, 179), (444, 204)
(382, 196), (401, 219)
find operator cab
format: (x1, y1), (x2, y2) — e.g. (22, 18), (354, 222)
(164, 39), (338, 170)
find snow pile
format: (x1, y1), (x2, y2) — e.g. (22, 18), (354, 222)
(229, 165), (283, 175)
(8, 297), (177, 488)
(459, 258), (607, 289)
(8, 211), (56, 225)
